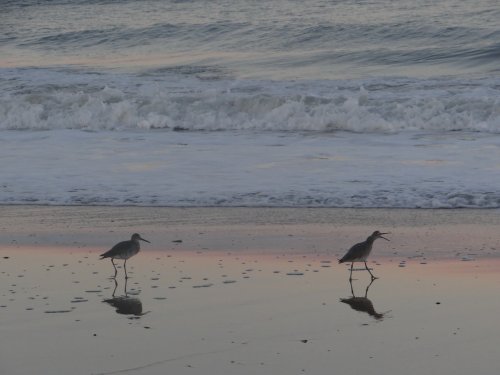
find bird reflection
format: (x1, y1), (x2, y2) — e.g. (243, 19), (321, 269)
(340, 278), (387, 321)
(102, 277), (148, 316)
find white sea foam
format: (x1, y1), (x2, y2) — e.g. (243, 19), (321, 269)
(1, 69), (500, 134)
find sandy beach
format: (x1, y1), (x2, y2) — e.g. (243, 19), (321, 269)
(2, 206), (500, 374)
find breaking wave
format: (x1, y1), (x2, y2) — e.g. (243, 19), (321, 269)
(1, 68), (500, 134)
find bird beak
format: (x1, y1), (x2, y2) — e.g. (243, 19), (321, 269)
(140, 237), (151, 243)
(379, 233), (390, 241)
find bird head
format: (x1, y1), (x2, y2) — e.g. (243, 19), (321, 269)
(131, 233), (151, 243)
(372, 231), (389, 241)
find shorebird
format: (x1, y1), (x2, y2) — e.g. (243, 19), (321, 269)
(338, 231), (389, 280)
(100, 233), (150, 278)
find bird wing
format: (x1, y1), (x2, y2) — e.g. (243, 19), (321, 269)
(339, 241), (364, 263)
(100, 241), (127, 258)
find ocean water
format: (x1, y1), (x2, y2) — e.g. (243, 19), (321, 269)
(1, 0), (500, 208)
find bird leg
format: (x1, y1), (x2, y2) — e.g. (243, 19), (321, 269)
(124, 259), (128, 279)
(364, 261), (378, 280)
(349, 262), (354, 281)
(111, 277), (118, 297)
(365, 277), (375, 297)
(111, 258), (118, 278)
(349, 277), (355, 296)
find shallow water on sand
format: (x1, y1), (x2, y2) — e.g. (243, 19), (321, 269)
(2, 246), (500, 375)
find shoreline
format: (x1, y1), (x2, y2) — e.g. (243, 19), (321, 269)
(3, 204), (500, 223)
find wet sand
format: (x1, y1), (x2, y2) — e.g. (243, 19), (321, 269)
(2, 206), (500, 374)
